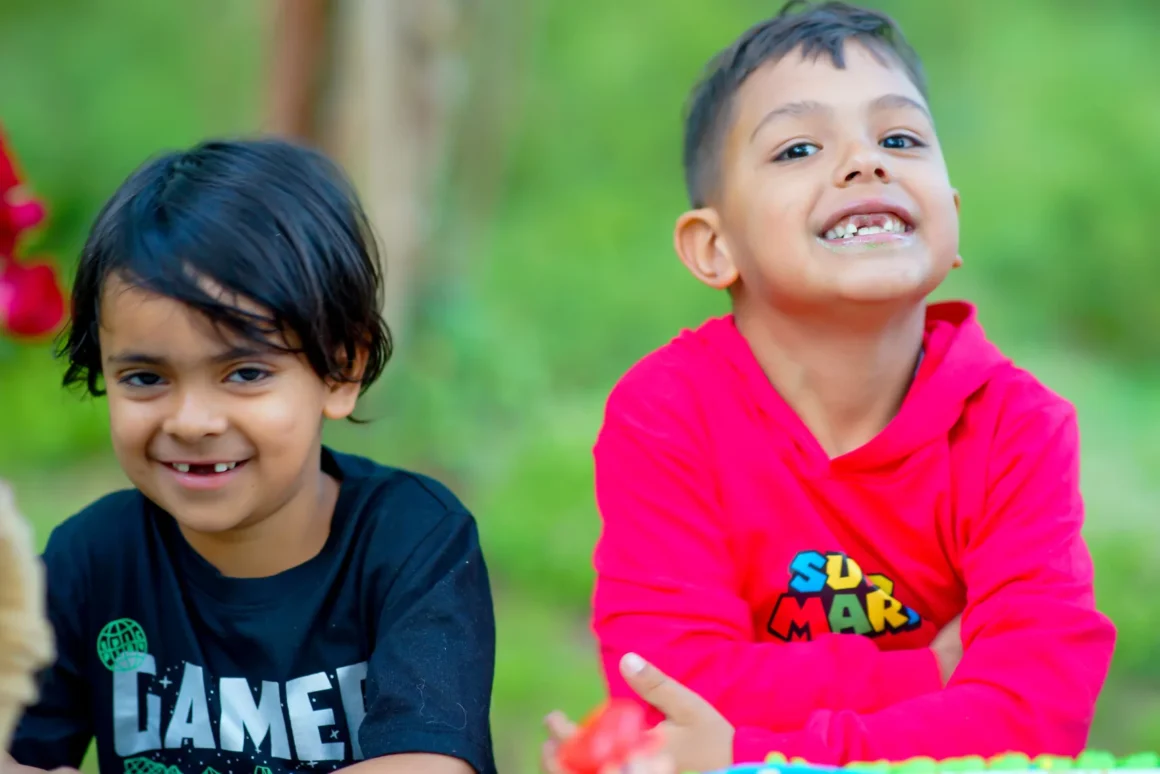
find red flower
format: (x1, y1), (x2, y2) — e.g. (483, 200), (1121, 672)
(0, 123), (65, 340)
(0, 129), (45, 257)
(0, 256), (65, 338)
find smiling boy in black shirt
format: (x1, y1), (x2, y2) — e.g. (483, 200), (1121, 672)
(6, 139), (497, 774)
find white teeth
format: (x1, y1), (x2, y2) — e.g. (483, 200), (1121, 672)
(170, 461), (238, 474)
(824, 215), (908, 240)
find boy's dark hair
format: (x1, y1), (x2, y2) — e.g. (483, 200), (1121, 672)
(58, 137), (392, 400)
(683, 0), (927, 207)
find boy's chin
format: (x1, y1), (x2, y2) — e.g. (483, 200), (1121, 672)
(134, 481), (256, 535)
(824, 254), (949, 306)
(154, 499), (256, 536)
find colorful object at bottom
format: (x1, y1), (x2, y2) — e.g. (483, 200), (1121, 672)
(708, 751), (1160, 774)
(556, 699), (658, 774)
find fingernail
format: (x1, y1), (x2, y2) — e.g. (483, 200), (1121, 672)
(622, 652), (646, 675)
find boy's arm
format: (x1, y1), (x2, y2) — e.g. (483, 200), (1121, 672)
(592, 376), (943, 732)
(355, 510), (497, 774)
(339, 753), (472, 774)
(730, 406), (1115, 764)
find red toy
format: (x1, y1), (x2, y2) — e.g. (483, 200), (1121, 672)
(557, 699), (660, 774)
(0, 124), (65, 340)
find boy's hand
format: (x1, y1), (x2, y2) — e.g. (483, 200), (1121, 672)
(931, 614), (963, 685)
(543, 653), (734, 774)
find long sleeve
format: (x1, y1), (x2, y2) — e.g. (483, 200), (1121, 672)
(591, 374), (943, 733)
(732, 405), (1116, 764)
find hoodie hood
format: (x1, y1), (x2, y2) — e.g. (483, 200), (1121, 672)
(704, 300), (1011, 472)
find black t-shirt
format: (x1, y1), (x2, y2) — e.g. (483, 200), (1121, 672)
(11, 448), (497, 774)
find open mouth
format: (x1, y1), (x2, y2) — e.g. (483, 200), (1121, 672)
(820, 212), (914, 242)
(165, 460), (248, 476)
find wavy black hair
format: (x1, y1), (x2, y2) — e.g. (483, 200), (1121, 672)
(57, 137), (391, 405)
(683, 0), (927, 207)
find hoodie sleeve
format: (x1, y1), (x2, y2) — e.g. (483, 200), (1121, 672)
(731, 404), (1116, 765)
(591, 371), (943, 733)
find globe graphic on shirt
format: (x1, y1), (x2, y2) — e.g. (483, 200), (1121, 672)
(96, 618), (148, 672)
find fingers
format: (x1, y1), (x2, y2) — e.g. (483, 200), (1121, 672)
(618, 653), (708, 725)
(540, 738), (565, 774)
(544, 710), (577, 741)
(541, 711), (577, 774)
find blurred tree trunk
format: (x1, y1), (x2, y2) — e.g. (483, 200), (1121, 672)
(264, 0), (532, 352)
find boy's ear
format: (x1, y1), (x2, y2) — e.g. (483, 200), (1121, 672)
(674, 208), (738, 290)
(322, 345), (369, 420)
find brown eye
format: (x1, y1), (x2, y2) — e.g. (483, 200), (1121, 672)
(775, 142), (820, 162)
(227, 367), (271, 384)
(120, 372), (165, 388)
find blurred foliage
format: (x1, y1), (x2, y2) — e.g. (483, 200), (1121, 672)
(0, 0), (1157, 771)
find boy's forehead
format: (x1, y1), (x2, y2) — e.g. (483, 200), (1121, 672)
(98, 276), (285, 359)
(724, 42), (928, 146)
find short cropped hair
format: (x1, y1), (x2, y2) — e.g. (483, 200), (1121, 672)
(683, 0), (927, 207)
(58, 137), (391, 398)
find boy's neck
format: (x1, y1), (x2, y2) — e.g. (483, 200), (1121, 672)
(177, 468), (340, 579)
(734, 302), (927, 458)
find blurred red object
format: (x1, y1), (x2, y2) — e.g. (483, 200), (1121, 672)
(0, 258), (65, 338)
(557, 699), (658, 774)
(0, 125), (64, 340)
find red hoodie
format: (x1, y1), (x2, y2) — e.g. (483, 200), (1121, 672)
(590, 301), (1115, 765)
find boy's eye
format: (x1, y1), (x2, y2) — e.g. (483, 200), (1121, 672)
(120, 372), (165, 388)
(881, 134), (924, 150)
(227, 367), (271, 384)
(775, 142), (820, 162)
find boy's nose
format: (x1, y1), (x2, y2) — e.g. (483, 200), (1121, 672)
(162, 390), (228, 440)
(836, 147), (893, 186)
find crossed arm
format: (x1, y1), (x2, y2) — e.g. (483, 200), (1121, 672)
(592, 379), (1116, 764)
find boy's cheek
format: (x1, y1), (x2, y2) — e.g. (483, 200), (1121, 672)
(106, 399), (154, 452)
(237, 393), (322, 451)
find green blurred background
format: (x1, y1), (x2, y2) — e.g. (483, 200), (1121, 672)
(1, 1), (1157, 772)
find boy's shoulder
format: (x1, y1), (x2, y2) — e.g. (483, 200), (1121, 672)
(325, 447), (479, 554)
(328, 447), (471, 516)
(971, 357), (1078, 446)
(37, 488), (153, 597)
(605, 315), (740, 412)
(46, 487), (150, 556)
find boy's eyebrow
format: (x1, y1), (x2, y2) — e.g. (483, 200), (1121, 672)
(750, 100), (829, 141)
(870, 93), (932, 120)
(105, 346), (272, 367)
(748, 93), (932, 142)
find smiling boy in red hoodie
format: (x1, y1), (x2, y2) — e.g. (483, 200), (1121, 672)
(566, 1), (1116, 769)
